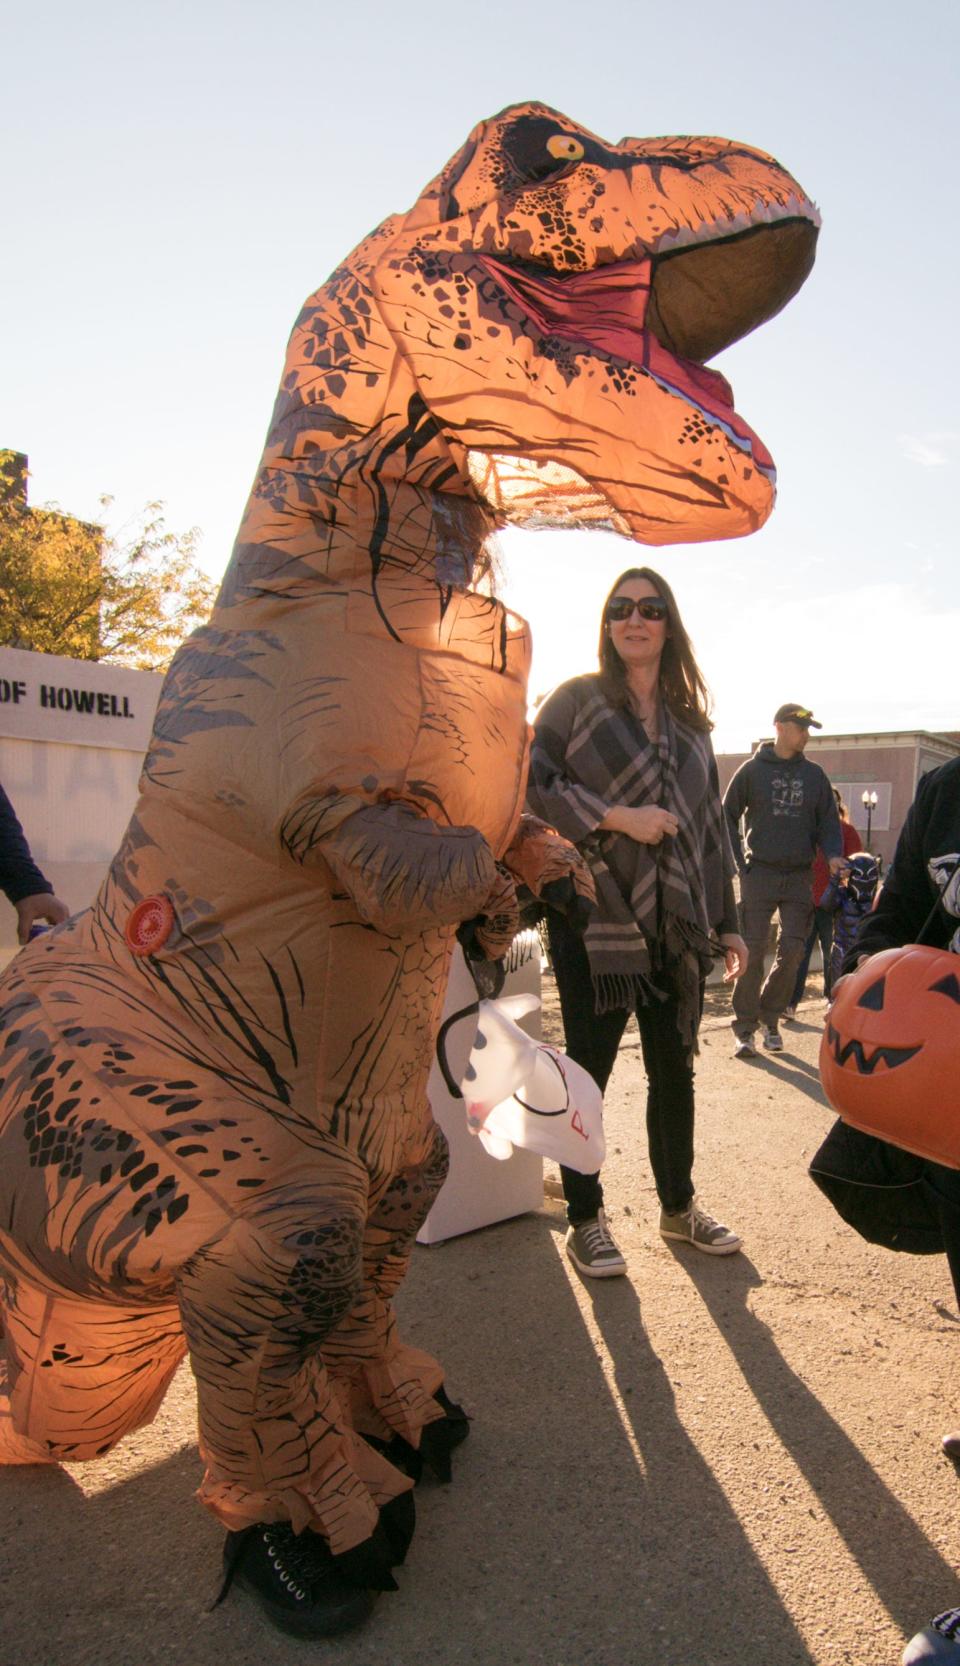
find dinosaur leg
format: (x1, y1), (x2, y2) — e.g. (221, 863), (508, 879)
(0, 1274), (185, 1464)
(304, 910), (462, 1471)
(325, 1120), (453, 1454)
(179, 1173), (414, 1559)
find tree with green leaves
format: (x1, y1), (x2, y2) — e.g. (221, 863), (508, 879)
(0, 450), (217, 671)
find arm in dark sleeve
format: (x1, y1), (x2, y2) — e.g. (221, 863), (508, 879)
(820, 874), (843, 914)
(842, 779), (932, 969)
(525, 683), (610, 846)
(0, 784), (52, 906)
(716, 875), (740, 938)
(721, 762), (749, 876)
(815, 775), (843, 861)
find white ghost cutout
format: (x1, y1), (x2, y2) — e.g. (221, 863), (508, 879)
(458, 992), (605, 1174)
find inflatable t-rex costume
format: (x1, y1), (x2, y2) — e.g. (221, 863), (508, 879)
(0, 103), (818, 1627)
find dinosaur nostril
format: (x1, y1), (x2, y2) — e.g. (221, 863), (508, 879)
(857, 975), (886, 1011)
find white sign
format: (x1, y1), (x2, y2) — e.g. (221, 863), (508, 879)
(0, 646), (163, 753)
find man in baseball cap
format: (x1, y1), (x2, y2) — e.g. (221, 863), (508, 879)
(722, 702), (843, 1058)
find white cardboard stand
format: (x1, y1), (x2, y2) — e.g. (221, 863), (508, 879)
(417, 943), (544, 1244)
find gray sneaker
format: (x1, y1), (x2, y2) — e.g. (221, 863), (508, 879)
(565, 1208), (626, 1278)
(762, 1025), (784, 1052)
(903, 1609), (960, 1663)
(734, 1035), (756, 1059)
(660, 1199), (742, 1256)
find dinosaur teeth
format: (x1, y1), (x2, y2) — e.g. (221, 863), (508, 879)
(652, 192), (819, 256)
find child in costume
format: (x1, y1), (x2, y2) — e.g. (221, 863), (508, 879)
(822, 851), (883, 990)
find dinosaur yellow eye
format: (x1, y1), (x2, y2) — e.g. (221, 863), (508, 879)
(546, 134), (585, 162)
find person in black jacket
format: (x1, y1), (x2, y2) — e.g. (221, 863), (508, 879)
(0, 783), (69, 943)
(844, 758), (960, 1665)
(834, 756), (960, 1334)
(845, 756), (960, 969)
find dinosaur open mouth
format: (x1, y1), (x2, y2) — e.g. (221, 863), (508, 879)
(826, 1023), (922, 1076)
(479, 251), (774, 472)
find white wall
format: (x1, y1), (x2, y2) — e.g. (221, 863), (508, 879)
(0, 647), (162, 968)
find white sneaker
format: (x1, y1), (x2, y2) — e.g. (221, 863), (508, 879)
(564, 1208), (627, 1278)
(734, 1036), (756, 1059)
(782, 1005), (798, 1022)
(762, 1025), (784, 1052)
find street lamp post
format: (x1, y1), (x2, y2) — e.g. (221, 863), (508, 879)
(861, 789), (878, 850)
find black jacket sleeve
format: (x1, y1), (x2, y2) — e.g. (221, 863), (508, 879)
(814, 773), (843, 862)
(844, 761), (960, 970)
(721, 760), (750, 875)
(0, 784), (52, 907)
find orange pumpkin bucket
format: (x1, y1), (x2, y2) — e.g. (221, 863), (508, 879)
(819, 944), (960, 1168)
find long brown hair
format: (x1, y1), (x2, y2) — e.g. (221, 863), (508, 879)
(597, 565), (713, 732)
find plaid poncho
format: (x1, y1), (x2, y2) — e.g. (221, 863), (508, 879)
(527, 674), (738, 1050)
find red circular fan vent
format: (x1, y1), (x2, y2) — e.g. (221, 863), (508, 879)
(125, 894), (175, 957)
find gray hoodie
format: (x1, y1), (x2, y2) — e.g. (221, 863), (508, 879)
(723, 743), (842, 874)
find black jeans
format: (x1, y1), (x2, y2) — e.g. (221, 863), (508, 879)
(547, 909), (698, 1225)
(791, 904), (835, 1006)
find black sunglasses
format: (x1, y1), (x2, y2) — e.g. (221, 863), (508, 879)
(606, 595), (668, 623)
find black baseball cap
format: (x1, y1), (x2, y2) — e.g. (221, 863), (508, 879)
(774, 702), (822, 729)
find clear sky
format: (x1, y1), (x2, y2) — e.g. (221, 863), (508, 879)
(4, 0), (957, 751)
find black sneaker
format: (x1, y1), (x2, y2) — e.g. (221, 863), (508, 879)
(216, 1521), (383, 1638)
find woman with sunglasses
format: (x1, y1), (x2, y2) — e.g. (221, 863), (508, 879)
(526, 567), (748, 1276)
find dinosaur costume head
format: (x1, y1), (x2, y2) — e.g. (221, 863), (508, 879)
(227, 101), (818, 611)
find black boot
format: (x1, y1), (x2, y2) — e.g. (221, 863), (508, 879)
(215, 1521), (386, 1639)
(419, 1384), (471, 1482)
(378, 1486), (417, 1563)
(366, 1383), (471, 1485)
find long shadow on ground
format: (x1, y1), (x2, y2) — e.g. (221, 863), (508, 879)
(672, 1248), (960, 1635)
(407, 1210), (817, 1666)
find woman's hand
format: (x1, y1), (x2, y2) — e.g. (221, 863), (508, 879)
(601, 805), (679, 845)
(718, 933), (749, 983)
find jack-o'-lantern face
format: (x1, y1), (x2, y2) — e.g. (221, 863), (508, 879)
(819, 944), (960, 1167)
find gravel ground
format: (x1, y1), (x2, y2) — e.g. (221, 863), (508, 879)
(2, 978), (959, 1666)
